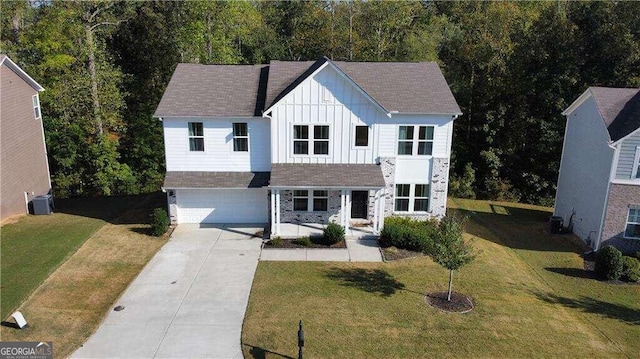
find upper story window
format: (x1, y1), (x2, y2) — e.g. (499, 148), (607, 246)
(394, 183), (430, 212)
(398, 125), (434, 156)
(32, 94), (41, 120)
(632, 147), (640, 179)
(355, 126), (369, 147)
(188, 122), (204, 152)
(293, 124), (329, 155)
(625, 206), (640, 239)
(233, 123), (248, 152)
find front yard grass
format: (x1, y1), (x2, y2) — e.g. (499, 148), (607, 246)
(0, 193), (169, 358)
(242, 198), (640, 358)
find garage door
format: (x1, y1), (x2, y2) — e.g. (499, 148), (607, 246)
(176, 188), (268, 223)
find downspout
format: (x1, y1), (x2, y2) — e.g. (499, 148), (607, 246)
(595, 141), (620, 251)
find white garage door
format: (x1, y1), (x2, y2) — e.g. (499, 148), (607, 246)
(176, 188), (268, 223)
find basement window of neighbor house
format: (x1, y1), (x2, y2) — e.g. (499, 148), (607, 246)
(188, 122), (204, 152)
(625, 206), (640, 239)
(233, 123), (248, 152)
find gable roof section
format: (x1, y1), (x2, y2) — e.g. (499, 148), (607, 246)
(155, 58), (461, 118)
(154, 63), (268, 117)
(0, 55), (44, 92)
(589, 87), (640, 143)
(265, 58), (461, 115)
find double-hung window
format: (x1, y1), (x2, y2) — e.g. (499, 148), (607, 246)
(293, 190), (329, 212)
(232, 123), (248, 152)
(625, 206), (640, 239)
(32, 94), (41, 120)
(188, 122), (204, 152)
(293, 125), (329, 155)
(398, 125), (434, 155)
(395, 184), (430, 212)
(632, 147), (640, 179)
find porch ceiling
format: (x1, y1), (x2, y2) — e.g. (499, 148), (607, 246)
(270, 164), (385, 189)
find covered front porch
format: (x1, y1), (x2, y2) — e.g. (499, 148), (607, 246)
(268, 164), (387, 238)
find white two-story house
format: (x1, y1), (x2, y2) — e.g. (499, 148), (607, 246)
(555, 87), (640, 253)
(154, 57), (461, 236)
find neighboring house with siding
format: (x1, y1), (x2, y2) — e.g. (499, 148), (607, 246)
(554, 87), (640, 253)
(155, 57), (461, 236)
(0, 55), (51, 222)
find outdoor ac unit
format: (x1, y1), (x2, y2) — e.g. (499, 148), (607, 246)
(32, 194), (53, 215)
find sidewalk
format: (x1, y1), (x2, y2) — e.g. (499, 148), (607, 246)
(260, 238), (382, 262)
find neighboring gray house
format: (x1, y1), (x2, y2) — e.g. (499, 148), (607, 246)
(155, 57), (461, 236)
(554, 87), (640, 252)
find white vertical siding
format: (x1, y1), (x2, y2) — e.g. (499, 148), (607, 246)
(163, 117), (271, 172)
(615, 130), (640, 179)
(269, 65), (455, 165)
(554, 96), (615, 241)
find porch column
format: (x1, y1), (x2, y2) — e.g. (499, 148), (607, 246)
(345, 190), (351, 227)
(373, 190), (379, 233)
(275, 189), (281, 235)
(340, 190), (346, 227)
(377, 189), (385, 232)
(270, 190), (276, 235)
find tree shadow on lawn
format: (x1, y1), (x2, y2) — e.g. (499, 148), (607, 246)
(533, 292), (640, 325)
(449, 207), (585, 254)
(325, 267), (405, 297)
(242, 343), (294, 359)
(545, 267), (597, 280)
(54, 192), (165, 225)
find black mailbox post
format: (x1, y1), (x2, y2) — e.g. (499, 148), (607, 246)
(298, 320), (304, 359)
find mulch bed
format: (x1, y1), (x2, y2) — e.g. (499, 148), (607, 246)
(264, 238), (347, 249)
(425, 291), (474, 313)
(380, 246), (425, 261)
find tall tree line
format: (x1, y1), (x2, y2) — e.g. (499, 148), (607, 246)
(1, 1), (638, 205)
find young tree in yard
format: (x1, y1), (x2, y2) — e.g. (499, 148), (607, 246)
(428, 216), (476, 301)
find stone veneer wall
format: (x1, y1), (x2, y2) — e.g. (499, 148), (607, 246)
(167, 191), (178, 224)
(379, 157), (449, 220)
(279, 190), (342, 223)
(600, 183), (640, 253)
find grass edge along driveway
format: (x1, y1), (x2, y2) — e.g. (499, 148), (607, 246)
(241, 198), (640, 358)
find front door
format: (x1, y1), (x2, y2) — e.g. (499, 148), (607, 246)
(351, 191), (369, 219)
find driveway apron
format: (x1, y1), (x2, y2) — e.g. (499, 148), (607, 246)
(72, 224), (264, 359)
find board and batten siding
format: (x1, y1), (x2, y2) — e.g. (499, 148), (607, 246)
(615, 130), (640, 179)
(163, 117), (271, 172)
(269, 65), (454, 169)
(554, 96), (615, 242)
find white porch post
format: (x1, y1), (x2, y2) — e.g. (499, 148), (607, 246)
(270, 190), (276, 235)
(275, 189), (281, 235)
(345, 190), (351, 227)
(340, 190), (346, 227)
(378, 189), (385, 232)
(373, 190), (379, 233)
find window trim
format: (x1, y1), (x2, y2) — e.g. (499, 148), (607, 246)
(188, 122), (205, 152)
(624, 206), (640, 239)
(397, 125), (434, 156)
(353, 125), (371, 148)
(32, 94), (41, 120)
(232, 122), (249, 152)
(393, 183), (430, 213)
(291, 123), (331, 157)
(632, 146), (640, 179)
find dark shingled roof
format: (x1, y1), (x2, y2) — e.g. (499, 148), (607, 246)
(590, 87), (640, 142)
(270, 164), (385, 188)
(163, 171), (270, 189)
(154, 64), (268, 117)
(155, 58), (461, 117)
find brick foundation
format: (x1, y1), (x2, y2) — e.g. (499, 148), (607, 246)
(600, 183), (640, 254)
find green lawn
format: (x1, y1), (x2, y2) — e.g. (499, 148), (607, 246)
(242, 198), (640, 358)
(0, 195), (153, 319)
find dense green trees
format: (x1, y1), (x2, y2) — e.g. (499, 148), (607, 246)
(1, 0), (638, 204)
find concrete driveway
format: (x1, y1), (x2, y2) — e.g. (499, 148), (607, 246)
(72, 224), (264, 359)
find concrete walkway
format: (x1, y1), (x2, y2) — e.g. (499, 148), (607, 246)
(72, 224), (264, 359)
(260, 238), (382, 262)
